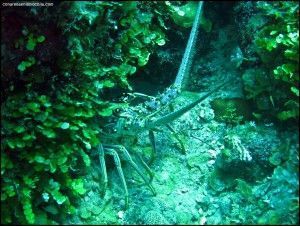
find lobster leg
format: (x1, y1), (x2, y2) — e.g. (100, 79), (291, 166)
(148, 130), (157, 165)
(137, 153), (155, 183)
(98, 144), (108, 197)
(105, 148), (129, 209)
(107, 145), (157, 196)
(166, 124), (186, 154)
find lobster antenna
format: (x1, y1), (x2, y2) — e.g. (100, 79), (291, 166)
(174, 1), (204, 91)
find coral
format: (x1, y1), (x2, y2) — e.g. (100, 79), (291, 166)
(169, 2), (212, 31)
(210, 98), (252, 124)
(252, 133), (298, 224)
(237, 1), (299, 121)
(1, 2), (180, 224)
(57, 1), (171, 90)
(214, 122), (280, 182)
(143, 210), (169, 225)
(225, 135), (252, 162)
(80, 208), (92, 220)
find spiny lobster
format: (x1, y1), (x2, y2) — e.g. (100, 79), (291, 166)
(96, 1), (229, 208)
